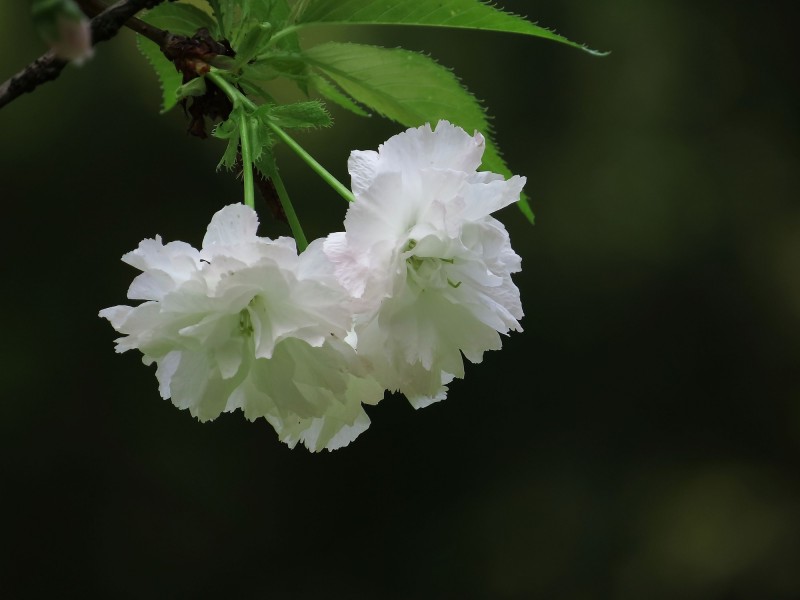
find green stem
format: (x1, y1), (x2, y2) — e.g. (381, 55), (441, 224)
(270, 170), (308, 252)
(266, 24), (300, 48)
(267, 122), (354, 203)
(206, 70), (239, 104)
(239, 118), (255, 209)
(207, 71), (255, 208)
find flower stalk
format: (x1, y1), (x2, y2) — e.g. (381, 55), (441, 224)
(238, 114), (256, 209)
(267, 122), (355, 203)
(207, 71), (255, 209)
(271, 169), (308, 251)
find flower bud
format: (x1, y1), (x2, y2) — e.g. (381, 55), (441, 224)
(31, 0), (93, 64)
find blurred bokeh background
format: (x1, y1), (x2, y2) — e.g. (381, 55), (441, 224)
(1, 0), (799, 597)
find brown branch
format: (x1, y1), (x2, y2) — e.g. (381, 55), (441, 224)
(0, 0), (167, 110)
(76, 0), (169, 46)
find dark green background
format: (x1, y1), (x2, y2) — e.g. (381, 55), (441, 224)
(1, 1), (799, 597)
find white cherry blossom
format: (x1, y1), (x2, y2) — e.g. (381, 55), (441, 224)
(100, 204), (383, 451)
(324, 121), (525, 407)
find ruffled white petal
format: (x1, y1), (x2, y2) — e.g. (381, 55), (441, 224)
(324, 121), (525, 407)
(100, 203), (386, 450)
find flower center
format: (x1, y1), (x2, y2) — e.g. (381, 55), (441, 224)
(238, 307), (254, 337)
(404, 239), (461, 291)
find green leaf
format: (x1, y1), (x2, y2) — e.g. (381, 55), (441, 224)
(136, 35), (182, 113)
(266, 0), (304, 56)
(246, 112), (269, 164)
(303, 43), (485, 132)
(213, 105), (276, 170)
(254, 148), (278, 181)
(241, 52), (311, 97)
(237, 78), (277, 102)
(204, 0), (226, 34)
(308, 73), (369, 117)
(297, 0), (605, 56)
(139, 1), (219, 37)
(303, 42), (532, 221)
(244, 53), (308, 82)
(231, 21), (273, 68)
(175, 77), (207, 102)
(211, 0), (294, 43)
(212, 106), (242, 170)
(256, 100), (333, 130)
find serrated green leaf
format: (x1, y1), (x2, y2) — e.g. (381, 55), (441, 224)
(139, 1), (219, 37)
(255, 100), (333, 130)
(303, 42), (532, 221)
(231, 21), (273, 67)
(272, 0), (308, 96)
(176, 77), (207, 101)
(246, 113), (266, 163)
(297, 0), (605, 56)
(245, 53), (308, 82)
(213, 107), (242, 170)
(136, 35), (182, 113)
(212, 0), (294, 43)
(241, 52), (311, 97)
(237, 77), (277, 102)
(308, 73), (369, 117)
(213, 105), (276, 171)
(255, 148), (278, 180)
(303, 43), (485, 130)
(267, 0), (305, 71)
(204, 0), (226, 34)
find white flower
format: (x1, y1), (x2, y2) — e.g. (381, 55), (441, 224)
(100, 204), (384, 451)
(324, 121), (525, 407)
(32, 0), (93, 65)
(52, 15), (93, 64)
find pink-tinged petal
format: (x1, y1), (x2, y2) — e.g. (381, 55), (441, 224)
(323, 232), (371, 298)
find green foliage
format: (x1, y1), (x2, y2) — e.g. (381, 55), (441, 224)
(212, 96), (333, 169)
(139, 1), (218, 37)
(303, 42), (532, 220)
(203, 0), (311, 94)
(257, 100), (333, 130)
(213, 104), (274, 170)
(213, 95), (330, 173)
(297, 0), (605, 56)
(231, 22), (273, 68)
(207, 0), (296, 48)
(246, 111), (270, 164)
(236, 78), (277, 103)
(308, 73), (369, 117)
(204, 0), (225, 33)
(175, 77), (207, 102)
(134, 0), (586, 221)
(303, 43), (481, 129)
(136, 36), (182, 113)
(240, 53), (310, 98)
(135, 2), (222, 114)
(212, 105), (243, 170)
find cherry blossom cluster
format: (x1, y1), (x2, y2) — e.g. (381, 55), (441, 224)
(100, 121), (525, 451)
